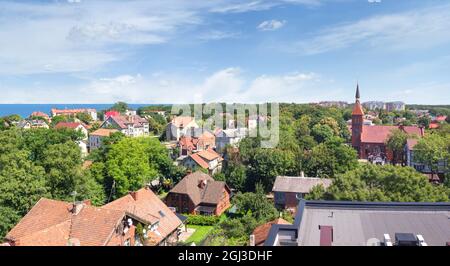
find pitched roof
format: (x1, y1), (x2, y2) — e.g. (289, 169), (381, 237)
(197, 149), (222, 162)
(360, 125), (424, 143)
(272, 176), (333, 193)
(107, 115), (148, 129)
(5, 198), (126, 246)
(55, 122), (86, 130)
(352, 100), (365, 116)
(90, 128), (118, 137)
(30, 111), (49, 118)
(406, 138), (419, 150)
(252, 218), (291, 246)
(169, 171), (227, 206)
(103, 187), (182, 242)
(171, 116), (194, 127)
(189, 153), (210, 169)
(52, 108), (96, 115)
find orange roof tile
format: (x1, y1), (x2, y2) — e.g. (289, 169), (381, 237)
(90, 128), (118, 137)
(252, 218), (291, 246)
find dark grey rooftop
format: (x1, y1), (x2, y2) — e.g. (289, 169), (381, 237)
(266, 201), (450, 246)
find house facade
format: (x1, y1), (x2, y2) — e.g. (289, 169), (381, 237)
(55, 122), (89, 140)
(181, 149), (223, 175)
(405, 139), (447, 183)
(89, 128), (119, 150)
(101, 115), (149, 137)
(17, 119), (49, 129)
(165, 171), (231, 216)
(215, 128), (248, 152)
(166, 116), (199, 141)
(272, 175), (332, 210)
(51, 108), (98, 121)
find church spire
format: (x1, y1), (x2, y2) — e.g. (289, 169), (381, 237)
(352, 83), (364, 116)
(355, 83), (360, 100)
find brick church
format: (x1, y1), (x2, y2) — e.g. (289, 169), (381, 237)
(350, 85), (425, 164)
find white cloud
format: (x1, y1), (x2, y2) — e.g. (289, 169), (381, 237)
(198, 30), (240, 41)
(0, 68), (331, 104)
(210, 0), (321, 13)
(290, 4), (450, 55)
(257, 20), (286, 31)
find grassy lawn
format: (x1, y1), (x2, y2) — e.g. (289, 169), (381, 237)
(184, 225), (213, 245)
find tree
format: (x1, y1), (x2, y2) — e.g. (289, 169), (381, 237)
(311, 124), (335, 143)
(223, 162), (247, 191)
(307, 164), (449, 202)
(304, 137), (358, 178)
(385, 129), (409, 165)
(417, 116), (431, 128)
(0, 150), (49, 238)
(248, 148), (296, 191)
(232, 184), (278, 222)
(110, 102), (129, 114)
(413, 134), (450, 177)
(106, 137), (171, 198)
(76, 112), (93, 124)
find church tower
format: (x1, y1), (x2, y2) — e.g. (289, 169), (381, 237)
(351, 84), (364, 156)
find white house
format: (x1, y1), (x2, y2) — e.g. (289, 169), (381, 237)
(166, 116), (199, 141)
(55, 122), (89, 140)
(181, 149), (223, 175)
(215, 128), (248, 152)
(89, 128), (119, 150)
(101, 115), (149, 137)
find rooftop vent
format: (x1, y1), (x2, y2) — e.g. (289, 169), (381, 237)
(383, 234), (393, 246)
(395, 233), (419, 246)
(416, 235), (427, 246)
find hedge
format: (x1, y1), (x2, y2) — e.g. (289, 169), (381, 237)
(185, 214), (220, 226)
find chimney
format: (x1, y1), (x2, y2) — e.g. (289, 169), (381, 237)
(129, 191), (138, 201)
(198, 179), (207, 189)
(71, 202), (84, 215)
(319, 225), (333, 246)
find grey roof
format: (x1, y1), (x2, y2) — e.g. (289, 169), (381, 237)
(272, 176), (332, 194)
(266, 201), (450, 246)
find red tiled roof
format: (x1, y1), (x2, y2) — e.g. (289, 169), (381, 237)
(197, 149), (222, 162)
(103, 187), (182, 242)
(5, 198), (126, 246)
(406, 139), (419, 150)
(52, 108), (96, 115)
(171, 116), (194, 127)
(252, 218), (291, 246)
(359, 125), (424, 143)
(189, 153), (209, 169)
(55, 122), (86, 130)
(30, 111), (49, 118)
(90, 128), (118, 137)
(107, 115), (148, 129)
(435, 115), (447, 122)
(429, 122), (440, 129)
(352, 101), (364, 116)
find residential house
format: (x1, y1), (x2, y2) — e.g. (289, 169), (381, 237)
(101, 114), (149, 137)
(104, 110), (120, 120)
(248, 114), (268, 130)
(89, 128), (119, 150)
(103, 187), (184, 246)
(51, 108), (98, 121)
(265, 200), (450, 246)
(250, 218), (291, 246)
(17, 119), (49, 129)
(55, 122), (89, 140)
(350, 85), (424, 164)
(405, 139), (447, 183)
(30, 111), (50, 121)
(181, 149), (223, 175)
(215, 128), (248, 152)
(166, 116), (199, 141)
(165, 171), (231, 216)
(5, 198), (143, 246)
(272, 174), (332, 210)
(178, 129), (215, 156)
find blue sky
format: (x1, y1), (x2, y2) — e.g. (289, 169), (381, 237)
(0, 0), (449, 104)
